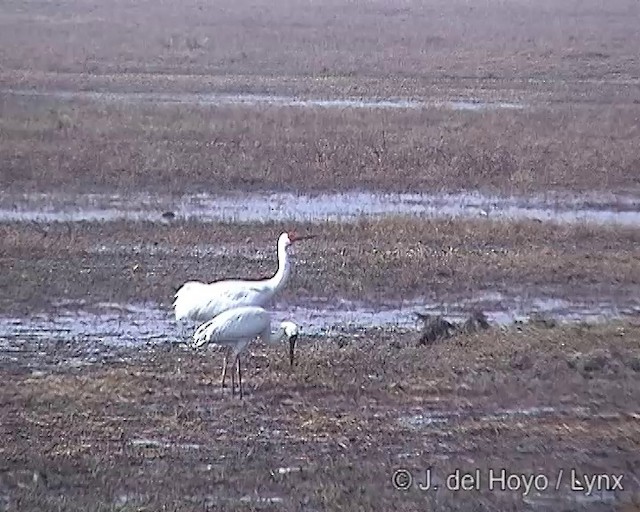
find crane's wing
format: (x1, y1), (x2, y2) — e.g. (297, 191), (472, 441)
(192, 306), (271, 349)
(174, 281), (208, 320)
(174, 280), (268, 322)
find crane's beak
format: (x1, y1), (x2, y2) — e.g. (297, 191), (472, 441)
(289, 334), (298, 366)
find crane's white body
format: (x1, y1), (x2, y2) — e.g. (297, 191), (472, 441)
(174, 232), (297, 323)
(175, 277), (284, 323)
(191, 306), (299, 398)
(192, 306), (297, 350)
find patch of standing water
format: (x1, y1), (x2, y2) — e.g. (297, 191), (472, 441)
(0, 293), (637, 348)
(0, 191), (639, 226)
(128, 438), (201, 450)
(0, 88), (525, 111)
(398, 405), (591, 429)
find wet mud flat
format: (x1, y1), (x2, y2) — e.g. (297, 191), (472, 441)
(2, 322), (640, 511)
(0, 88), (528, 112)
(1, 190), (639, 226)
(2, 0), (640, 509)
(2, 293), (639, 349)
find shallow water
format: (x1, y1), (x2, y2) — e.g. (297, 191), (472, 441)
(398, 405), (590, 429)
(0, 292), (637, 349)
(128, 438), (202, 450)
(1, 88), (525, 111)
(1, 190), (638, 226)
(400, 405), (637, 429)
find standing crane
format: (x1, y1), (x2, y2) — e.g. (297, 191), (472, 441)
(191, 306), (299, 399)
(174, 231), (314, 324)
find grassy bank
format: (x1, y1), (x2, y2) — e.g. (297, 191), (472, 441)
(1, 217), (638, 311)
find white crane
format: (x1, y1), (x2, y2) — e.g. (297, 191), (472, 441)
(190, 306), (299, 399)
(174, 231), (314, 324)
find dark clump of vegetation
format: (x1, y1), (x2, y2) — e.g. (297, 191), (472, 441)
(415, 309), (491, 345)
(414, 312), (458, 344)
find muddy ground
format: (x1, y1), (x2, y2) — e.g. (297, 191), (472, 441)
(1, 0), (640, 510)
(2, 322), (640, 511)
(1, 218), (638, 314)
(2, 216), (639, 511)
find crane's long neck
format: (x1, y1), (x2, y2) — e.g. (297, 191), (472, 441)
(267, 241), (291, 293)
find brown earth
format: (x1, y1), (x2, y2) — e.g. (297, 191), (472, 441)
(1, 217), (638, 313)
(1, 322), (640, 511)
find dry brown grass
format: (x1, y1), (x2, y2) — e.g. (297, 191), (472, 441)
(2, 323), (640, 511)
(1, 0), (639, 81)
(1, 97), (640, 194)
(0, 217), (638, 311)
(2, 0), (640, 197)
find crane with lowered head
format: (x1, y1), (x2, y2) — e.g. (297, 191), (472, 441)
(190, 305), (299, 399)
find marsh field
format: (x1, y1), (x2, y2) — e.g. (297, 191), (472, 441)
(1, 0), (640, 510)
